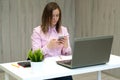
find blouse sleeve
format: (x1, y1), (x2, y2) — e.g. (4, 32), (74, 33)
(61, 27), (72, 55)
(31, 28), (41, 51)
(31, 27), (50, 56)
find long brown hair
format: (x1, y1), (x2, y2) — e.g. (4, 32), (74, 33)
(41, 2), (61, 34)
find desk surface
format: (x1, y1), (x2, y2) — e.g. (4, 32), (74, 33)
(0, 55), (120, 80)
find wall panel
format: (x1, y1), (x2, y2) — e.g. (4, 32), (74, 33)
(1, 0), (11, 62)
(17, 0), (26, 60)
(0, 0), (2, 63)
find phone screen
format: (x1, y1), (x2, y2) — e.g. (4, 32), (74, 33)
(58, 36), (64, 40)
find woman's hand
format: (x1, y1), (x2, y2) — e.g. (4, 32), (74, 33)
(47, 39), (58, 49)
(47, 36), (68, 50)
(58, 36), (68, 48)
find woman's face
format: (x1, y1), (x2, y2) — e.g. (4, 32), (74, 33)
(51, 8), (60, 27)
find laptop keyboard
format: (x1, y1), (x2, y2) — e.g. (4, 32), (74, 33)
(60, 59), (72, 65)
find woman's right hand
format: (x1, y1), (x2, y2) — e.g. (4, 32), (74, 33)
(47, 39), (58, 49)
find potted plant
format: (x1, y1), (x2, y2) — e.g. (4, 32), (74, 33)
(27, 49), (44, 73)
(27, 49), (44, 62)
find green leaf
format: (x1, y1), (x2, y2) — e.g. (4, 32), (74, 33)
(27, 50), (33, 60)
(27, 49), (44, 62)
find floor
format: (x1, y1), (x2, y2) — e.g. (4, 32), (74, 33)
(0, 71), (120, 80)
(73, 72), (120, 80)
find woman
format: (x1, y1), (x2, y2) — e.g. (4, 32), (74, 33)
(31, 2), (72, 80)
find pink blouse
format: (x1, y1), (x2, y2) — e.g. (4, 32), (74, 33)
(31, 26), (71, 57)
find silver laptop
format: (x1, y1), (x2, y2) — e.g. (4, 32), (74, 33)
(56, 35), (113, 69)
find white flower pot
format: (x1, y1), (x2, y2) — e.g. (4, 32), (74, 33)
(31, 61), (44, 73)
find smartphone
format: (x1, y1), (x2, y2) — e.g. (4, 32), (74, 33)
(58, 36), (64, 40)
(17, 61), (31, 67)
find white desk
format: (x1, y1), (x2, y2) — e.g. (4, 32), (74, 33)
(0, 55), (120, 80)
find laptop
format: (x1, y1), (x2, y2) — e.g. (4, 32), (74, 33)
(56, 35), (113, 69)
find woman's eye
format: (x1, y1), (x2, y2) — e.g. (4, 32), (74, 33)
(56, 14), (59, 17)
